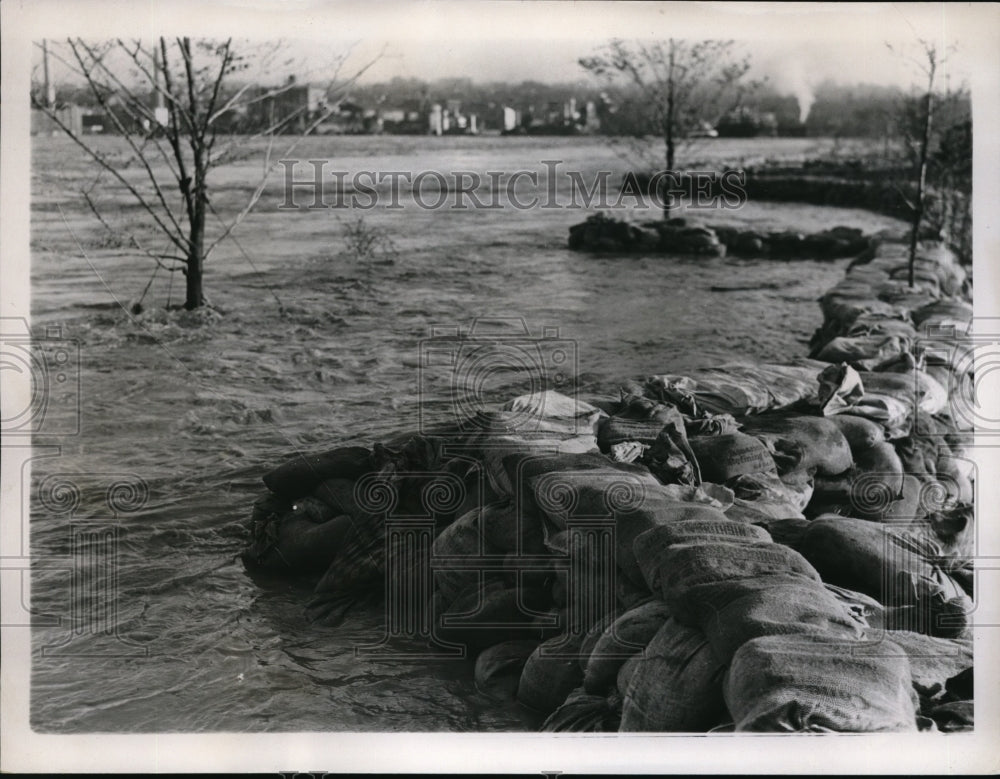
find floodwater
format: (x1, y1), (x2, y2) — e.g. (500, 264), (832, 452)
(25, 135), (907, 731)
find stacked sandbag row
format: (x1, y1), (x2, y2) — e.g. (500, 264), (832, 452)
(568, 213), (871, 259)
(241, 237), (973, 733)
(242, 428), (486, 624)
(712, 224), (870, 260)
(805, 239), (974, 556)
(530, 240), (972, 731)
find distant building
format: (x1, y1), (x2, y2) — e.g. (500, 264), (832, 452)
(31, 104), (84, 136)
(429, 104), (443, 135)
(716, 107), (777, 138)
(502, 106), (519, 133)
(82, 113), (107, 134)
(246, 76), (329, 134)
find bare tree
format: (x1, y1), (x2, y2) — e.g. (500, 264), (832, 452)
(32, 38), (378, 310)
(886, 39), (965, 284)
(579, 38), (757, 217)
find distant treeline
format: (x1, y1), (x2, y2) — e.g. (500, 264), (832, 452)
(49, 74), (971, 139)
(345, 76), (972, 139)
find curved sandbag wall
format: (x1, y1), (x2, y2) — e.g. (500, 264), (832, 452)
(242, 236), (974, 733)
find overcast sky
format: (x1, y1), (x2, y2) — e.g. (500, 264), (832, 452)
(25, 2), (991, 99)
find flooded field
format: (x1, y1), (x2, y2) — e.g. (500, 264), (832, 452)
(28, 134), (907, 731)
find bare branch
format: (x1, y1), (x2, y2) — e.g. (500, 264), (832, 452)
(159, 37), (195, 227)
(117, 38), (196, 135)
(203, 38), (233, 129)
(33, 93), (188, 256)
(204, 46), (386, 258)
(69, 38), (189, 243)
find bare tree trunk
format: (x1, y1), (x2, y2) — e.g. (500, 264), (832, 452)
(663, 40), (676, 221)
(186, 204), (205, 309)
(908, 55), (936, 288)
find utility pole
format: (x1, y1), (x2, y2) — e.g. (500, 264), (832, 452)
(42, 39), (55, 108)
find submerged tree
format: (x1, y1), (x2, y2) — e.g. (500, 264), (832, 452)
(579, 38), (758, 217)
(32, 38), (376, 310)
(886, 39), (970, 280)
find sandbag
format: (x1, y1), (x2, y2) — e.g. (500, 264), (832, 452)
(255, 508), (355, 574)
(658, 541), (821, 607)
(750, 517), (811, 548)
(727, 470), (810, 518)
(610, 392), (685, 424)
(474, 639), (541, 701)
(641, 410), (700, 485)
(597, 414), (678, 451)
(725, 634), (918, 732)
(935, 455), (974, 506)
(479, 499), (546, 554)
(829, 394), (912, 440)
(611, 495), (732, 587)
(432, 508), (493, 605)
(737, 414), (852, 476)
(929, 700), (974, 732)
(474, 408), (600, 439)
(517, 634), (586, 714)
(870, 357), (951, 415)
(854, 441), (905, 494)
(925, 502), (975, 564)
(689, 576), (864, 663)
(579, 609), (621, 670)
(262, 446), (374, 497)
(856, 630), (973, 696)
(506, 452), (660, 526)
(848, 315), (918, 340)
(816, 362), (866, 415)
(893, 434), (941, 483)
(312, 477), (377, 520)
(687, 432), (777, 482)
(796, 516), (967, 625)
(435, 580), (548, 653)
(828, 414), (885, 454)
(822, 582), (886, 627)
(307, 532), (387, 624)
(619, 618), (727, 732)
(616, 574), (653, 611)
(644, 372), (764, 417)
(685, 413), (740, 437)
(779, 469), (815, 512)
(244, 492), (352, 574)
(912, 298), (972, 329)
(868, 473), (923, 523)
(541, 686), (618, 732)
(528, 479), (731, 589)
(811, 469), (924, 523)
(501, 551), (553, 591)
(616, 653), (642, 697)
(633, 521), (772, 593)
(500, 390), (606, 434)
(647, 362), (820, 418)
(583, 599), (671, 694)
(544, 535), (617, 633)
(861, 371), (948, 416)
(814, 334), (912, 371)
(474, 434), (599, 497)
(243, 493), (293, 569)
(641, 482), (735, 509)
(820, 291), (901, 332)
